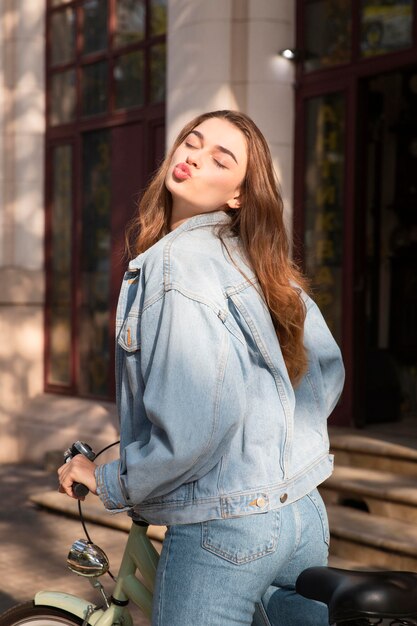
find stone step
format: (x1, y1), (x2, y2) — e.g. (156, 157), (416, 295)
(30, 490), (166, 543)
(327, 554), (379, 571)
(321, 465), (417, 523)
(328, 503), (417, 571)
(329, 427), (417, 476)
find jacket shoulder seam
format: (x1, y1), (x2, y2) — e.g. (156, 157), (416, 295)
(163, 283), (226, 317)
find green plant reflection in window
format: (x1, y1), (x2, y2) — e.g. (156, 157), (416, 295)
(115, 0), (145, 47)
(81, 61), (108, 117)
(49, 145), (73, 386)
(114, 50), (144, 109)
(50, 70), (76, 126)
(82, 0), (108, 55)
(150, 43), (166, 103)
(304, 93), (345, 342)
(304, 0), (351, 73)
(79, 130), (111, 397)
(50, 8), (76, 66)
(151, 0), (167, 36)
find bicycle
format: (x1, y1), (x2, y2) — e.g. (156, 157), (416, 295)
(0, 441), (416, 626)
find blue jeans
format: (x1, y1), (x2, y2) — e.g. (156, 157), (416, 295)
(151, 489), (330, 625)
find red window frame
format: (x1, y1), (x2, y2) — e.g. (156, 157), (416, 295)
(44, 0), (166, 399)
(293, 0), (417, 426)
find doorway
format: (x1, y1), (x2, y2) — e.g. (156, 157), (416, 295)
(358, 67), (417, 426)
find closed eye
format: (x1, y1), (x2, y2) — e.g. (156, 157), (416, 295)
(213, 158), (227, 169)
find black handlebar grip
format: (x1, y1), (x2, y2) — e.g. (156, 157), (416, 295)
(72, 482), (89, 498)
(64, 441), (96, 499)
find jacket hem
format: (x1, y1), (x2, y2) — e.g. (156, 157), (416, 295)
(131, 453), (334, 526)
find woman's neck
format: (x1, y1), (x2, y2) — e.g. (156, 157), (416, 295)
(169, 203), (226, 231)
(170, 215), (191, 231)
(169, 202), (196, 231)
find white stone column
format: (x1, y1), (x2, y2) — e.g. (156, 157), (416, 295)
(167, 0), (236, 145)
(166, 0), (296, 232)
(244, 0), (296, 234)
(0, 0), (45, 461)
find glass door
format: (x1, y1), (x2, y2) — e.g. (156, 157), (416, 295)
(294, 0), (417, 427)
(296, 86), (354, 426)
(356, 67), (417, 427)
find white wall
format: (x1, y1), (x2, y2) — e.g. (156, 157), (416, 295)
(167, 0), (296, 227)
(0, 0), (45, 270)
(0, 0), (45, 461)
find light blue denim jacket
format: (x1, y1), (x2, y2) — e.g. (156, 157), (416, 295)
(95, 211), (345, 525)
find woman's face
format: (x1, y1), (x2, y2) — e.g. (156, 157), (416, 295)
(165, 117), (248, 218)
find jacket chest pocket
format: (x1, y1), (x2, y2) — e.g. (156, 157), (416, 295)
(117, 316), (141, 352)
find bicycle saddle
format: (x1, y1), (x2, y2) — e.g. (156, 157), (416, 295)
(296, 566), (417, 623)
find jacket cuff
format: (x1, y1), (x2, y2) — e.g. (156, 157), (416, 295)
(95, 460), (131, 512)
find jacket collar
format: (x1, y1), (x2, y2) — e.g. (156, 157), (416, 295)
(128, 211), (232, 272)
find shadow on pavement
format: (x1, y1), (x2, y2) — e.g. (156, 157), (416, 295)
(0, 464), (150, 625)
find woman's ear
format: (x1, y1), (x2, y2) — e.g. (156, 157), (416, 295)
(226, 193), (241, 209)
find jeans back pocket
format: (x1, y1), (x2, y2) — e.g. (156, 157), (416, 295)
(201, 510), (280, 565)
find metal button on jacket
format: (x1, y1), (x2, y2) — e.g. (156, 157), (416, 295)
(280, 493), (288, 503)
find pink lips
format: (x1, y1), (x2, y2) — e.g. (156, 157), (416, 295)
(173, 162), (191, 180)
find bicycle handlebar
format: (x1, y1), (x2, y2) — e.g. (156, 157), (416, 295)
(64, 441), (96, 498)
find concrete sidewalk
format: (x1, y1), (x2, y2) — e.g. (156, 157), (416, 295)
(0, 463), (151, 625)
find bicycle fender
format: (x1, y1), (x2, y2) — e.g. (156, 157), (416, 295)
(34, 591), (105, 625)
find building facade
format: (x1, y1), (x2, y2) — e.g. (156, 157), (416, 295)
(0, 0), (298, 462)
(0, 0), (416, 463)
(294, 0), (417, 427)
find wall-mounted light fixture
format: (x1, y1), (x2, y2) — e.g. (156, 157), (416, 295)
(278, 48), (303, 62)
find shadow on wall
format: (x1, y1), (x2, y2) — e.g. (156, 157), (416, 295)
(1, 0), (46, 269)
(0, 1), (47, 464)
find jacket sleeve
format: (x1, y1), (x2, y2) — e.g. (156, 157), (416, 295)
(96, 288), (246, 510)
(304, 298), (345, 416)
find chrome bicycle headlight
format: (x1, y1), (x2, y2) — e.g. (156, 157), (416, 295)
(67, 538), (109, 577)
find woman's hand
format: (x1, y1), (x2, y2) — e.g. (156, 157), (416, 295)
(57, 454), (98, 500)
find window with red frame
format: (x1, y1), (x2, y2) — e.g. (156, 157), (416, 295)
(45, 0), (166, 398)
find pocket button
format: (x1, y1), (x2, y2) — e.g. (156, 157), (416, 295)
(280, 493), (288, 503)
(256, 496), (266, 508)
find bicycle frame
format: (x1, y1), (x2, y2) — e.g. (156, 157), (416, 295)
(34, 523), (159, 624)
(15, 519), (417, 626)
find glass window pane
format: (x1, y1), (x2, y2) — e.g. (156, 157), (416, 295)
(48, 144), (73, 386)
(150, 0), (167, 36)
(150, 43), (166, 103)
(79, 130), (111, 397)
(304, 0), (351, 73)
(304, 93), (345, 343)
(50, 70), (76, 125)
(114, 50), (144, 109)
(81, 61), (108, 117)
(50, 8), (76, 66)
(82, 0), (108, 55)
(361, 0), (413, 58)
(115, 0), (145, 48)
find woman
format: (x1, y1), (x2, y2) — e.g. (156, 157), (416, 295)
(58, 110), (345, 625)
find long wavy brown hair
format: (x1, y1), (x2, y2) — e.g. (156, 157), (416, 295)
(126, 110), (309, 385)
